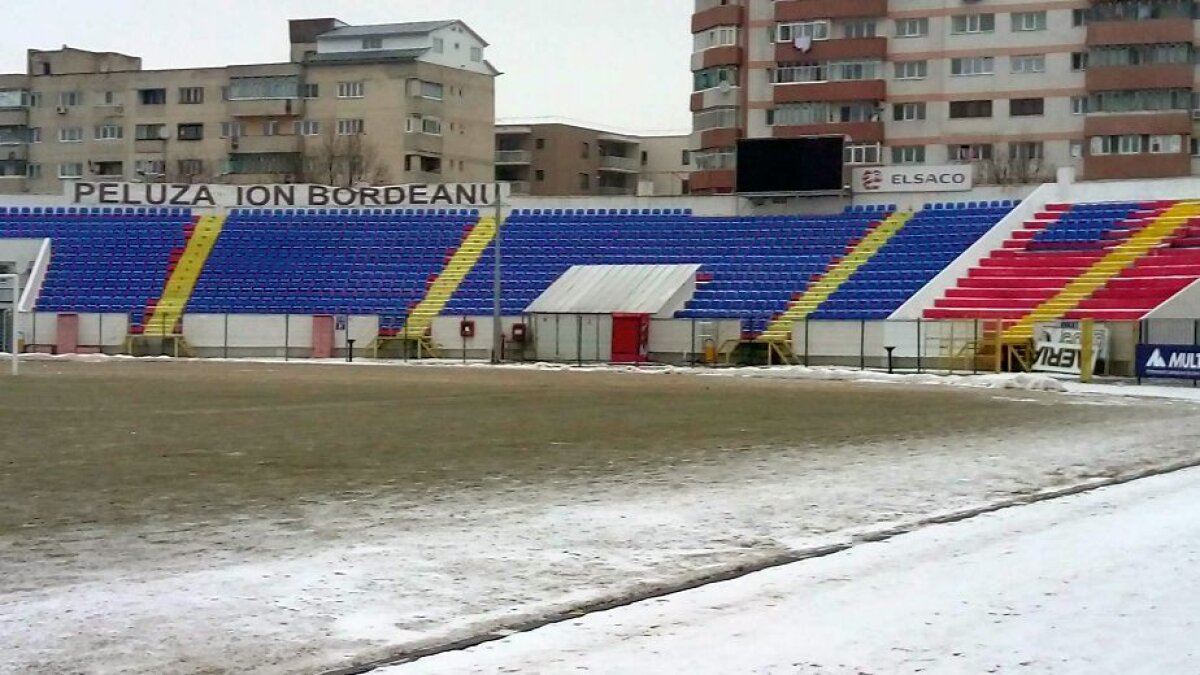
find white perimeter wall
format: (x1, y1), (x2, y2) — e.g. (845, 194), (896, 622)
(23, 312), (129, 347)
(183, 314), (378, 353)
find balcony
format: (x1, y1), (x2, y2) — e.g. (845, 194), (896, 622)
(495, 150), (531, 164)
(231, 134), (303, 154)
(1087, 17), (1193, 46)
(1085, 152), (1190, 180)
(227, 98), (302, 118)
(692, 46), (744, 71)
(775, 0), (886, 21)
(599, 155), (640, 173)
(773, 120), (883, 143)
(774, 37), (886, 62)
(692, 4), (743, 33)
(773, 80), (885, 104)
(1086, 64), (1193, 91)
(1084, 111), (1191, 136)
(507, 180), (531, 196)
(689, 169), (736, 193)
(0, 109), (27, 126)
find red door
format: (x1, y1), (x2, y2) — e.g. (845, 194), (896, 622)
(611, 313), (649, 363)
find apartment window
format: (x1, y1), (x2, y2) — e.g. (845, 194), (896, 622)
(948, 100), (993, 119)
(768, 101), (875, 125)
(406, 114), (442, 135)
(101, 91), (118, 106)
(1091, 43), (1192, 67)
(58, 162), (83, 179)
(28, 127), (41, 143)
(841, 20), (876, 39)
(695, 26), (738, 51)
(363, 37), (383, 50)
(692, 148), (735, 170)
(263, 119), (280, 137)
(178, 159), (204, 176)
(58, 127), (83, 143)
(228, 76), (300, 100)
(336, 118), (364, 136)
(694, 66), (738, 90)
(1010, 98), (1045, 117)
(25, 163), (41, 180)
(894, 60), (927, 80)
(891, 146), (926, 164)
(951, 56), (994, 76)
(1009, 142), (1044, 161)
(1072, 9), (1088, 27)
(94, 124), (124, 140)
(302, 83), (319, 99)
(1011, 55), (1045, 74)
(844, 142), (882, 165)
(433, 37), (444, 53)
(135, 159), (165, 177)
(951, 14), (995, 34)
(1071, 52), (1088, 71)
(58, 91), (81, 107)
(772, 60), (881, 84)
(895, 18), (928, 38)
(135, 124), (166, 141)
(93, 161), (123, 177)
(694, 107), (739, 131)
(893, 102), (926, 121)
(579, 173), (590, 191)
(1091, 2), (1192, 21)
(179, 87), (204, 104)
(1150, 134), (1182, 154)
(1011, 11), (1047, 32)
(28, 92), (41, 108)
(1089, 89), (1191, 113)
(470, 47), (483, 62)
(416, 80), (444, 100)
(776, 20), (831, 43)
(535, 138), (545, 150)
(1071, 96), (1088, 115)
(337, 81), (365, 98)
(535, 169), (545, 181)
(582, 142), (590, 159)
(1070, 140), (1083, 158)
(177, 123), (204, 141)
(294, 120), (320, 136)
(138, 88), (166, 105)
(949, 144), (993, 161)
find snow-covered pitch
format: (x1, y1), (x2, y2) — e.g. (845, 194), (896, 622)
(2, 358), (1199, 674)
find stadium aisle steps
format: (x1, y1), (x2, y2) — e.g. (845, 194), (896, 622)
(402, 215), (497, 336)
(142, 214), (227, 336)
(758, 209), (911, 342)
(1004, 201), (1200, 340)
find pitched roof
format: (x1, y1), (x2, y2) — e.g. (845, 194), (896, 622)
(319, 20), (456, 39)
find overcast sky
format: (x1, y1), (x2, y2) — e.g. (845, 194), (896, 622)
(1, 0), (694, 134)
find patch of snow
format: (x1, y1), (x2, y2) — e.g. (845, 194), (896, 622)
(390, 467), (1200, 675)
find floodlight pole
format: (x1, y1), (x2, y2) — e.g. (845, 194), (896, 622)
(491, 182), (503, 364)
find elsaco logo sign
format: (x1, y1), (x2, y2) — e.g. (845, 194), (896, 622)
(851, 165), (973, 194)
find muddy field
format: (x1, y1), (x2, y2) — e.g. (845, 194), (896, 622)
(2, 360), (1199, 674)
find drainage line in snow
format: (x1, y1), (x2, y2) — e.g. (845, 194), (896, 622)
(320, 455), (1200, 675)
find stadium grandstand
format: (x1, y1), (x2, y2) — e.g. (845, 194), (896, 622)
(3, 177), (1200, 375)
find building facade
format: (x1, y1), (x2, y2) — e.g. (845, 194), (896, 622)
(0, 18), (497, 195)
(690, 0), (1200, 193)
(495, 122), (690, 196)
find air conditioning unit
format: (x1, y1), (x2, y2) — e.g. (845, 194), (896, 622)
(55, 106), (68, 115)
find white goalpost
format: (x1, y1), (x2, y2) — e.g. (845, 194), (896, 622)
(2, 273), (21, 376)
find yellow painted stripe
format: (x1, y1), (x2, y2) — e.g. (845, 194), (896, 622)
(402, 216), (498, 336)
(144, 214), (226, 336)
(759, 211), (914, 342)
(1003, 201), (1200, 341)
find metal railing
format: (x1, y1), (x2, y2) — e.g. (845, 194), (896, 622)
(495, 150), (531, 164)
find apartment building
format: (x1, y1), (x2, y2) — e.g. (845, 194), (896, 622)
(690, 0), (1200, 193)
(0, 18), (497, 195)
(495, 122), (690, 196)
